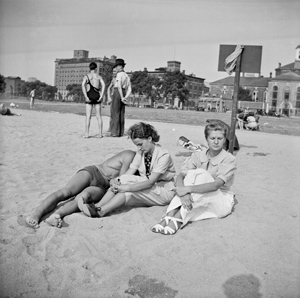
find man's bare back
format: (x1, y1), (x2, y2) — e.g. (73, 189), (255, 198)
(97, 150), (136, 180)
(86, 73), (102, 89)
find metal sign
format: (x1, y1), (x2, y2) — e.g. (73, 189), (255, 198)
(218, 45), (262, 73)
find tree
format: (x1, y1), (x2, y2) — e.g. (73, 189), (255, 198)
(0, 74), (6, 94)
(66, 84), (83, 102)
(162, 70), (189, 103)
(131, 70), (149, 95)
(238, 87), (252, 101)
(20, 80), (57, 100)
(130, 70), (163, 106)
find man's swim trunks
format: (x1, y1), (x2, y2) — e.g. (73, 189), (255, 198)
(86, 76), (100, 104)
(77, 166), (110, 191)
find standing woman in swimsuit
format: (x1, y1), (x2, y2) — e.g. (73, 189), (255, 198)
(82, 62), (105, 138)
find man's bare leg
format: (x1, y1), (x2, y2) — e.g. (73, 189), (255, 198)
(46, 186), (106, 228)
(25, 171), (91, 228)
(85, 104), (93, 138)
(95, 104), (103, 138)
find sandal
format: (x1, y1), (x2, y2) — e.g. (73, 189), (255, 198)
(161, 217), (183, 235)
(151, 216), (172, 233)
(78, 197), (101, 218)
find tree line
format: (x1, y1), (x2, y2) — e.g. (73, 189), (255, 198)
(66, 68), (190, 105)
(0, 74), (57, 100)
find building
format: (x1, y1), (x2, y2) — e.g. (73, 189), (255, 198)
(127, 60), (207, 105)
(4, 76), (25, 96)
(268, 45), (300, 116)
(54, 50), (116, 98)
(27, 77), (38, 82)
(209, 76), (271, 103)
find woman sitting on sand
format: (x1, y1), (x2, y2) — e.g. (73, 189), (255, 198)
(151, 122), (237, 235)
(78, 122), (176, 217)
(25, 150), (136, 228)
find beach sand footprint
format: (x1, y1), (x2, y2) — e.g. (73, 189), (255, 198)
(125, 275), (178, 298)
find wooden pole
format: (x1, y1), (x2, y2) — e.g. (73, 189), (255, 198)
(228, 54), (242, 153)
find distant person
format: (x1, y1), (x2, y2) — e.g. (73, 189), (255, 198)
(109, 58), (132, 137)
(244, 113), (259, 130)
(25, 150), (136, 228)
(0, 103), (21, 116)
(106, 66), (118, 135)
(82, 62), (105, 138)
(30, 89), (35, 109)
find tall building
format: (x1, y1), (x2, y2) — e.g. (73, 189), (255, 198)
(54, 50), (116, 97)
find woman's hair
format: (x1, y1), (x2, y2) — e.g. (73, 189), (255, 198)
(204, 123), (227, 139)
(89, 62), (97, 70)
(127, 122), (160, 142)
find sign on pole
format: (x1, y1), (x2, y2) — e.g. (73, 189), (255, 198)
(218, 45), (262, 153)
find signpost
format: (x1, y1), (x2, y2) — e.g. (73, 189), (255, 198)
(218, 45), (262, 153)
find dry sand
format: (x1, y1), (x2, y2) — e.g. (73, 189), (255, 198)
(0, 109), (299, 298)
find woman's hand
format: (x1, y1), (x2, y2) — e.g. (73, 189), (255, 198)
(180, 194), (194, 211)
(175, 186), (189, 197)
(113, 184), (130, 193)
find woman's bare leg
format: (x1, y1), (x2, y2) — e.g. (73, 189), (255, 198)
(97, 192), (127, 217)
(95, 104), (103, 137)
(25, 171), (91, 228)
(85, 104), (93, 138)
(95, 189), (115, 207)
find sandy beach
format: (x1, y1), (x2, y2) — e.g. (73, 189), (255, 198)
(0, 109), (299, 298)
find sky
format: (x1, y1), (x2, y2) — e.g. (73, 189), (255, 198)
(0, 0), (299, 85)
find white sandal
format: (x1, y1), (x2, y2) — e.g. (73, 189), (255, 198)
(151, 216), (172, 233)
(162, 217), (183, 235)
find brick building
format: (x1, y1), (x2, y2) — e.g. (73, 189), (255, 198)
(54, 50), (116, 98)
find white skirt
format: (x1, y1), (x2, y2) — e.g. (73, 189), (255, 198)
(119, 174), (175, 207)
(166, 169), (234, 227)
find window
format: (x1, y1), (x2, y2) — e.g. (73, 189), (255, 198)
(272, 86), (278, 99)
(272, 86), (277, 107)
(284, 86), (290, 100)
(296, 87), (300, 108)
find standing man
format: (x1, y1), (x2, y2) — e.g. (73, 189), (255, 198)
(82, 62), (105, 138)
(110, 58), (131, 137)
(30, 89), (35, 109)
(106, 66), (118, 135)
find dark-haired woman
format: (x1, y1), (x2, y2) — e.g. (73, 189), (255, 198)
(151, 123), (237, 235)
(78, 122), (176, 217)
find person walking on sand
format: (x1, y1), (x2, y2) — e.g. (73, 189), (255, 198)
(78, 122), (176, 218)
(25, 150), (135, 228)
(30, 89), (35, 109)
(109, 58), (131, 137)
(82, 62), (105, 138)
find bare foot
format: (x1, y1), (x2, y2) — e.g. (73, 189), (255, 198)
(45, 214), (62, 228)
(25, 215), (40, 229)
